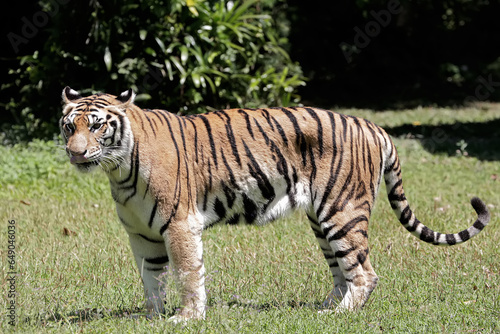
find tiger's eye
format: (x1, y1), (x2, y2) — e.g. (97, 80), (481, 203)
(91, 123), (102, 130)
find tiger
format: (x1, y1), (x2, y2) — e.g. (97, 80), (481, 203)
(59, 86), (490, 322)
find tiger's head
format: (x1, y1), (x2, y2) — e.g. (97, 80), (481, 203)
(60, 86), (135, 173)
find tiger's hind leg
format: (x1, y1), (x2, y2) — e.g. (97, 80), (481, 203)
(315, 208), (379, 312)
(307, 213), (347, 307)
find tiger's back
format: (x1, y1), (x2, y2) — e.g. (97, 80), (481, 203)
(182, 107), (385, 230)
(60, 87), (489, 322)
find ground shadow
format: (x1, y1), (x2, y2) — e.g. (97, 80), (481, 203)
(222, 299), (323, 312)
(383, 118), (500, 161)
(23, 307), (158, 325)
(24, 299), (324, 325)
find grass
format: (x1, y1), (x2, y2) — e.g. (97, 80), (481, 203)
(0, 105), (499, 333)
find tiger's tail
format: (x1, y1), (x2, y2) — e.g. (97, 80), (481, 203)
(383, 140), (490, 245)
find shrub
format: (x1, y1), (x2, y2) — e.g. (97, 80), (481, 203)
(1, 0), (305, 143)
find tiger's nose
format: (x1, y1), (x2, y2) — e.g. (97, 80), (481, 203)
(67, 148), (88, 164)
(66, 133), (88, 160)
(69, 152), (88, 164)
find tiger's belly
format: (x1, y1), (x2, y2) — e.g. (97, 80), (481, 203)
(199, 176), (312, 229)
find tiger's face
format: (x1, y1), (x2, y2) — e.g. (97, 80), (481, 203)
(60, 87), (134, 172)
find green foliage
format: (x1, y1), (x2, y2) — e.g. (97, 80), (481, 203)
(1, 0), (304, 143)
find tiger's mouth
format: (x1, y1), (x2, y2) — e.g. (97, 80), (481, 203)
(73, 160), (100, 172)
(68, 146), (103, 171)
(69, 154), (101, 171)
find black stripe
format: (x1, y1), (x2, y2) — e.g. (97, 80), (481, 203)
(117, 141), (138, 185)
(281, 107), (307, 165)
(143, 176), (151, 199)
(242, 141), (275, 202)
(306, 214), (319, 225)
(219, 110), (241, 167)
(317, 112), (342, 221)
(254, 119), (270, 146)
(446, 234), (457, 245)
(345, 249), (369, 271)
(176, 116), (193, 211)
(118, 115), (125, 146)
(138, 234), (164, 243)
(148, 201), (158, 228)
(305, 108), (324, 157)
(159, 221), (170, 236)
(458, 229), (470, 242)
(220, 149), (238, 188)
(148, 109), (165, 125)
(322, 223), (336, 237)
(399, 206), (412, 225)
(388, 180), (406, 203)
(334, 247), (356, 258)
(221, 181), (236, 209)
(312, 229), (325, 239)
(238, 109), (254, 139)
(242, 194), (258, 224)
(176, 116), (188, 154)
(271, 116), (289, 146)
(269, 141), (295, 207)
(144, 255), (169, 265)
(335, 127), (356, 212)
(308, 144), (317, 182)
(214, 197), (226, 220)
(143, 111), (157, 136)
(357, 229), (369, 238)
(163, 115), (183, 226)
(146, 267), (166, 272)
(261, 109), (274, 131)
(118, 142), (140, 205)
(473, 220), (485, 230)
(355, 181), (367, 200)
(405, 218), (419, 233)
(202, 189), (209, 212)
(328, 215), (368, 242)
(207, 159), (213, 190)
(340, 114), (348, 142)
(420, 226), (435, 243)
(130, 110), (148, 139)
(226, 214), (240, 225)
(384, 155), (397, 174)
(198, 114), (218, 168)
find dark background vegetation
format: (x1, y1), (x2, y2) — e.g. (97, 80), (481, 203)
(1, 0), (500, 143)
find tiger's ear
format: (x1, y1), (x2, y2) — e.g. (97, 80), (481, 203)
(62, 86), (82, 104)
(116, 88), (136, 107)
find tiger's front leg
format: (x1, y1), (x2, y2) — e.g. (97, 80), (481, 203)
(128, 233), (170, 314)
(163, 216), (206, 322)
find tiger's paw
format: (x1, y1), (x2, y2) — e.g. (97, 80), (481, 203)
(167, 314), (189, 324)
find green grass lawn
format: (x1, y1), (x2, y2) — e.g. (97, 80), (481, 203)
(1, 105), (499, 333)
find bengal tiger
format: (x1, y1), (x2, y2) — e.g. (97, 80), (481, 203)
(59, 87), (490, 322)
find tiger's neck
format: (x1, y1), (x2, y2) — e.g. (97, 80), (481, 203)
(105, 106), (194, 209)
